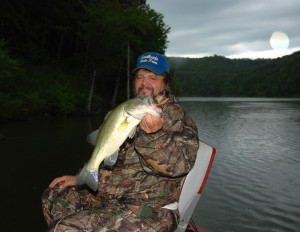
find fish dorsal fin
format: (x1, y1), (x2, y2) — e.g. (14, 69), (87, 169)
(86, 110), (112, 146)
(117, 119), (129, 132)
(104, 110), (112, 120)
(86, 129), (99, 146)
(104, 150), (119, 166)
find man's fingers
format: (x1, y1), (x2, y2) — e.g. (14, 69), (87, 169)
(140, 112), (163, 133)
(48, 176), (77, 189)
(49, 177), (64, 188)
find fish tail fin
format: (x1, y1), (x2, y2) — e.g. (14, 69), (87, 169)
(75, 165), (98, 191)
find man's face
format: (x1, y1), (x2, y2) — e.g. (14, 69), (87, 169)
(135, 68), (166, 96)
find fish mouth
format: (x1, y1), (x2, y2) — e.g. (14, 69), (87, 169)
(149, 97), (155, 106)
(148, 96), (161, 117)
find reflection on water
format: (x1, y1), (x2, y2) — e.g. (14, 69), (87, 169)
(179, 98), (300, 232)
(1, 98), (299, 231)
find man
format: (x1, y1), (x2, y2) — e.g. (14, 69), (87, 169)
(42, 52), (199, 231)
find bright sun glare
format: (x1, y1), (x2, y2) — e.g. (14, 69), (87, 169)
(270, 32), (290, 50)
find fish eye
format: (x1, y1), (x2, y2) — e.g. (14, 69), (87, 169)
(139, 96), (144, 100)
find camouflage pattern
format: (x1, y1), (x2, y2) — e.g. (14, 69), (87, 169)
(42, 186), (179, 231)
(42, 93), (199, 231)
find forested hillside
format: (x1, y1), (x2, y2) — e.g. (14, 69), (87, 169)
(0, 0), (170, 120)
(1, 1), (299, 121)
(169, 51), (300, 97)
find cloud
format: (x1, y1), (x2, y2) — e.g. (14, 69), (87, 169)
(148, 0), (300, 58)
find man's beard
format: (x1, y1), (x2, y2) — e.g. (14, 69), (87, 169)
(137, 85), (154, 95)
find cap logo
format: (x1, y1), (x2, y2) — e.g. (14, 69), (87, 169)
(134, 52), (169, 75)
(140, 54), (159, 65)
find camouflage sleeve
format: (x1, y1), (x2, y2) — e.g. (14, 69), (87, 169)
(134, 102), (199, 178)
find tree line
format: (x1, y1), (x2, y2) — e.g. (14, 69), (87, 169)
(1, 1), (299, 121)
(0, 0), (170, 120)
(169, 51), (300, 97)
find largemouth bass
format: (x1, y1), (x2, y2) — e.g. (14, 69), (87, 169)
(76, 95), (161, 191)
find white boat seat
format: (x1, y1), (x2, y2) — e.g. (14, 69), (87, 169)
(174, 140), (216, 232)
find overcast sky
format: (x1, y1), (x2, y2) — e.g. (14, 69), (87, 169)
(148, 0), (300, 59)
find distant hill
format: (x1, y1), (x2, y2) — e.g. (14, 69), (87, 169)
(168, 51), (300, 97)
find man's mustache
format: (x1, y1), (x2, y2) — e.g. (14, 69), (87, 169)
(137, 85), (154, 94)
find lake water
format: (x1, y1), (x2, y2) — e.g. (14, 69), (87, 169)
(1, 97), (299, 232)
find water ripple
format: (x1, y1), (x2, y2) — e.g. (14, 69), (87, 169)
(182, 100), (300, 232)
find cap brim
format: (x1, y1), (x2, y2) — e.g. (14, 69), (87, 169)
(132, 66), (164, 75)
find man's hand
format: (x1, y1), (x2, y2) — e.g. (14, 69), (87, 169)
(140, 108), (163, 133)
(49, 175), (77, 189)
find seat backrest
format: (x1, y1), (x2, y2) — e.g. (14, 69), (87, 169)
(175, 140), (216, 232)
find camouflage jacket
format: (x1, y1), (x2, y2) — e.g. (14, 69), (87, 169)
(97, 95), (199, 208)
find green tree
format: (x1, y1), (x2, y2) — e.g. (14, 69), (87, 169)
(0, 0), (171, 120)
(80, 0), (170, 109)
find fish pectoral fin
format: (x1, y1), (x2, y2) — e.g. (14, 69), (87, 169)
(104, 150), (119, 166)
(128, 127), (137, 139)
(117, 119), (129, 132)
(126, 115), (135, 123)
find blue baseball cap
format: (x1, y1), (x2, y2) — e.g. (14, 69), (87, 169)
(133, 52), (169, 75)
